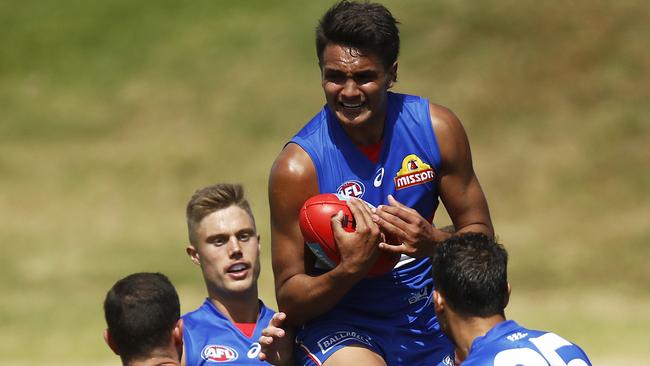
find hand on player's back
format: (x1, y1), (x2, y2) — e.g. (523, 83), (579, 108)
(373, 195), (450, 258)
(332, 197), (383, 276)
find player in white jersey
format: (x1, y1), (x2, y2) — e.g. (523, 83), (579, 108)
(432, 233), (592, 365)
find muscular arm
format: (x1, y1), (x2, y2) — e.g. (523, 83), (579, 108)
(269, 143), (379, 326)
(374, 103), (493, 257)
(431, 102), (493, 236)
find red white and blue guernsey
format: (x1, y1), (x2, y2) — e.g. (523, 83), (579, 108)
(290, 92), (454, 366)
(462, 320), (592, 365)
(182, 299), (275, 365)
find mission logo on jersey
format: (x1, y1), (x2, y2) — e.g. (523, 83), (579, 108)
(201, 344), (238, 362)
(394, 154), (436, 190)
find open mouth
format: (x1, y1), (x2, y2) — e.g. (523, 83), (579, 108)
(340, 101), (364, 109)
(227, 263), (250, 274)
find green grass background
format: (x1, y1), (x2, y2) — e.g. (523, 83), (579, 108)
(1, 0), (648, 364)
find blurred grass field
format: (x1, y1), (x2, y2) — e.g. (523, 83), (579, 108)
(1, 0), (648, 364)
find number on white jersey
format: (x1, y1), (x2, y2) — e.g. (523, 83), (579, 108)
(494, 333), (589, 366)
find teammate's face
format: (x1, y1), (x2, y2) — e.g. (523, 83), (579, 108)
(188, 206), (261, 299)
(320, 43), (396, 134)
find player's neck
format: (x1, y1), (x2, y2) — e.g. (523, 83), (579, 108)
(340, 112), (386, 146)
(209, 293), (260, 324)
(451, 314), (506, 361)
(126, 346), (181, 366)
(127, 357), (180, 366)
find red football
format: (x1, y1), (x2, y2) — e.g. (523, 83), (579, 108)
(298, 193), (400, 277)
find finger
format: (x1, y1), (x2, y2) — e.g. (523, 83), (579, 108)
(346, 198), (373, 229)
(387, 194), (408, 208)
(376, 205), (415, 226)
(270, 312), (286, 327)
(372, 213), (407, 243)
(330, 210), (345, 235)
(383, 195), (419, 221)
(259, 335), (274, 345)
(261, 325), (285, 338)
(373, 205), (410, 234)
(378, 242), (409, 255)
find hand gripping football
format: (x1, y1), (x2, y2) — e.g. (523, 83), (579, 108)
(298, 193), (400, 277)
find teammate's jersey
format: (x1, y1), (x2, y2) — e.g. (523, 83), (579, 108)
(462, 320), (592, 366)
(182, 299), (275, 365)
(290, 92), (453, 365)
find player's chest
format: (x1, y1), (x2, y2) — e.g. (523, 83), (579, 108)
(323, 150), (439, 205)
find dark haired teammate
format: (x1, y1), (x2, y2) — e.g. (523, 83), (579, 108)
(260, 234), (593, 365)
(432, 233), (592, 365)
(103, 272), (183, 366)
(268, 1), (492, 365)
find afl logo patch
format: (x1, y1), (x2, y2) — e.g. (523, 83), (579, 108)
(394, 154), (436, 190)
(337, 180), (365, 198)
(201, 345), (238, 362)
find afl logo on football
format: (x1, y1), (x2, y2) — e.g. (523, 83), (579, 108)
(337, 180), (365, 198)
(201, 345), (238, 362)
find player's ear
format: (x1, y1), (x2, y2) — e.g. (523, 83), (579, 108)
(433, 290), (445, 314)
(103, 328), (120, 355)
(173, 318), (184, 346)
(504, 282), (512, 308)
(387, 61), (398, 88)
(186, 245), (200, 265)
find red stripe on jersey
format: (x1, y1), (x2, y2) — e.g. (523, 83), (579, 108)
(357, 140), (382, 163)
(234, 322), (256, 338)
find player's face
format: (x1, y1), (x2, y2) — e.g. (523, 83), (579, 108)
(320, 43), (396, 133)
(190, 206), (261, 298)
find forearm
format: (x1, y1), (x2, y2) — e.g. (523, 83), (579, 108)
(276, 266), (365, 326)
(455, 221), (493, 237)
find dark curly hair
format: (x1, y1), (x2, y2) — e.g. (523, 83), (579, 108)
(316, 0), (400, 70)
(432, 233), (509, 317)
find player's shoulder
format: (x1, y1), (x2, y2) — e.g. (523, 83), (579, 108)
(268, 143), (318, 211)
(181, 302), (214, 328)
(269, 143), (315, 184)
(428, 102), (463, 131)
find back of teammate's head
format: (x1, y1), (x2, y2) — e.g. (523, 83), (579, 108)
(103, 272), (181, 364)
(432, 233), (509, 318)
(316, 0), (400, 71)
(186, 183), (255, 245)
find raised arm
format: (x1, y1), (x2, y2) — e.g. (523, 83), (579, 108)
(269, 143), (382, 326)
